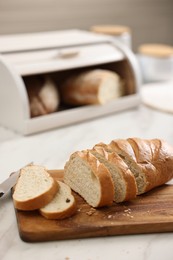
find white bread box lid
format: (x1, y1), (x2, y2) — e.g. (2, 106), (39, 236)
(0, 29), (110, 53)
(0, 29), (124, 76)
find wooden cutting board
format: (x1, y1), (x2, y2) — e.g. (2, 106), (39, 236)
(14, 170), (173, 242)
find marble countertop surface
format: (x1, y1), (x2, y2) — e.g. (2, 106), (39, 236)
(1, 105), (173, 260)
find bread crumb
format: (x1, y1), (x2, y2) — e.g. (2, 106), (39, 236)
(124, 208), (131, 213)
(108, 215), (112, 219)
(122, 208), (134, 218)
(86, 208), (96, 216)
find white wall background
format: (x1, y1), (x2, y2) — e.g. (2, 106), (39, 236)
(0, 0), (172, 50)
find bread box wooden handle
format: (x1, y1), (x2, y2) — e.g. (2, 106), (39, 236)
(58, 49), (79, 59)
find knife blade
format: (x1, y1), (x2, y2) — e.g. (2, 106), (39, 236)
(0, 162), (34, 199)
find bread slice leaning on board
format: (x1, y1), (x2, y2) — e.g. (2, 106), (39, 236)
(13, 165), (77, 219)
(64, 138), (173, 207)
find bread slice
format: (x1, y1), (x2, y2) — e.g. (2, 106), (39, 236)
(13, 165), (59, 211)
(64, 150), (115, 208)
(39, 181), (77, 220)
(109, 139), (151, 194)
(91, 145), (137, 202)
(60, 69), (124, 106)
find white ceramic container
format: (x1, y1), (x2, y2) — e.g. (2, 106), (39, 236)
(138, 44), (173, 83)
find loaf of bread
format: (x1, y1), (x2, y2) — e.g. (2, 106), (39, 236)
(24, 75), (60, 117)
(60, 69), (124, 106)
(64, 150), (115, 207)
(64, 138), (173, 207)
(13, 165), (59, 211)
(39, 181), (76, 220)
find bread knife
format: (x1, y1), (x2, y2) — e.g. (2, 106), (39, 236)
(0, 162), (33, 199)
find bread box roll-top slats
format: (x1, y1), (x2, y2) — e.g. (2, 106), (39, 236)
(0, 29), (141, 135)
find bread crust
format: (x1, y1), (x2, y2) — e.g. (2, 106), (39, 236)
(83, 151), (115, 207)
(109, 139), (137, 161)
(127, 138), (173, 192)
(39, 201), (77, 219)
(13, 173), (59, 211)
(64, 150), (115, 207)
(110, 138), (173, 194)
(78, 151), (115, 207)
(109, 139), (150, 193)
(39, 181), (77, 220)
(93, 145), (137, 202)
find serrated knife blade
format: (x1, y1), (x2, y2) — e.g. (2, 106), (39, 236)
(0, 162), (33, 199)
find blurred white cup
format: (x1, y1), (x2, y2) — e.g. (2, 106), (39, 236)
(138, 44), (173, 83)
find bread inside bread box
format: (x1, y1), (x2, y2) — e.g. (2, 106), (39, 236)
(0, 30), (141, 135)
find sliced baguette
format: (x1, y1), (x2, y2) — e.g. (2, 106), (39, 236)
(64, 150), (115, 208)
(39, 181), (77, 220)
(91, 146), (137, 202)
(13, 165), (59, 211)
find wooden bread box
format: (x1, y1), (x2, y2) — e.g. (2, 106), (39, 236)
(0, 29), (141, 135)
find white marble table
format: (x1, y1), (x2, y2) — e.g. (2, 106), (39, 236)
(1, 105), (173, 260)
